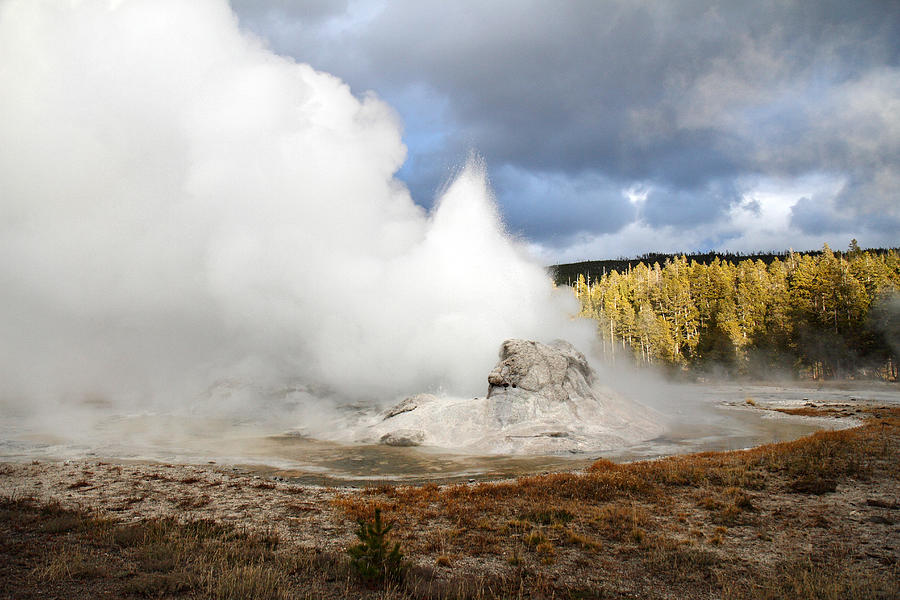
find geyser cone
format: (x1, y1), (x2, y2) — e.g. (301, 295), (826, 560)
(363, 339), (664, 454)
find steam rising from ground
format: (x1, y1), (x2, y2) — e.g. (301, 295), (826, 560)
(0, 0), (590, 423)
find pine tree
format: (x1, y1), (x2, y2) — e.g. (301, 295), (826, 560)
(347, 508), (403, 584)
(565, 244), (898, 380)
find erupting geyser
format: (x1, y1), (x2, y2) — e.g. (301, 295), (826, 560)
(0, 0), (662, 453)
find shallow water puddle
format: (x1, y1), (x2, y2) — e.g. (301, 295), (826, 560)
(2, 382), (896, 485)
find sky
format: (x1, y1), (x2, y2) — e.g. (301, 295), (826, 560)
(231, 0), (900, 263)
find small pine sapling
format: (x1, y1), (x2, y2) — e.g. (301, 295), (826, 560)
(347, 508), (403, 584)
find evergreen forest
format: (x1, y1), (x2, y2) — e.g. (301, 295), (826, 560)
(559, 242), (899, 380)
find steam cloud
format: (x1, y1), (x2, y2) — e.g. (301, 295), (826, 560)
(0, 0), (588, 419)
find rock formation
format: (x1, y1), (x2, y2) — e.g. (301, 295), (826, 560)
(486, 339), (594, 402)
(362, 339), (664, 454)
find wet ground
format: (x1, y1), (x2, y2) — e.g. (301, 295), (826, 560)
(1, 381), (897, 485)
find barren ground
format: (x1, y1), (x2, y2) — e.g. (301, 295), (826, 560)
(1, 404), (898, 599)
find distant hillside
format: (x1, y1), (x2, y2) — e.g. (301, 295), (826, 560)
(550, 246), (899, 286)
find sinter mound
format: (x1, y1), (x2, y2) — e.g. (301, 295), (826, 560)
(363, 339), (663, 454)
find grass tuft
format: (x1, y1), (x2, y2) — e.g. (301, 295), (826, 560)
(790, 475), (838, 495)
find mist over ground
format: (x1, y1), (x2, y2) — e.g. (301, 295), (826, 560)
(0, 0), (597, 427)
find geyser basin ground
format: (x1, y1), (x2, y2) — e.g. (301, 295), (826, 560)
(2, 381), (895, 484)
(5, 404), (897, 600)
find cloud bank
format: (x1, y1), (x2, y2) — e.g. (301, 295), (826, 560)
(233, 0), (900, 261)
(0, 0), (587, 415)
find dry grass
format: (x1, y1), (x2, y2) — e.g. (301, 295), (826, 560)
(328, 406), (899, 597)
(774, 406), (850, 417)
(2, 406), (897, 599)
(722, 546), (900, 600)
(31, 544), (111, 581)
(1, 494), (532, 599)
(173, 493), (213, 509)
(1, 497), (316, 599)
(209, 564), (286, 600)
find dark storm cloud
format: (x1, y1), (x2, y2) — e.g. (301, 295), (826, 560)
(792, 174), (900, 237)
(492, 166), (636, 245)
(231, 0), (900, 248)
(641, 181), (743, 228)
(790, 196), (838, 236)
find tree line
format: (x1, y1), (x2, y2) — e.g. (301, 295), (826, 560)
(551, 247), (899, 288)
(565, 241), (899, 380)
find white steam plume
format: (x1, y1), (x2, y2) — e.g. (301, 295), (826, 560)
(0, 0), (588, 417)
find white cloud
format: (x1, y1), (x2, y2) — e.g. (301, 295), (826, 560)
(536, 173), (887, 265)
